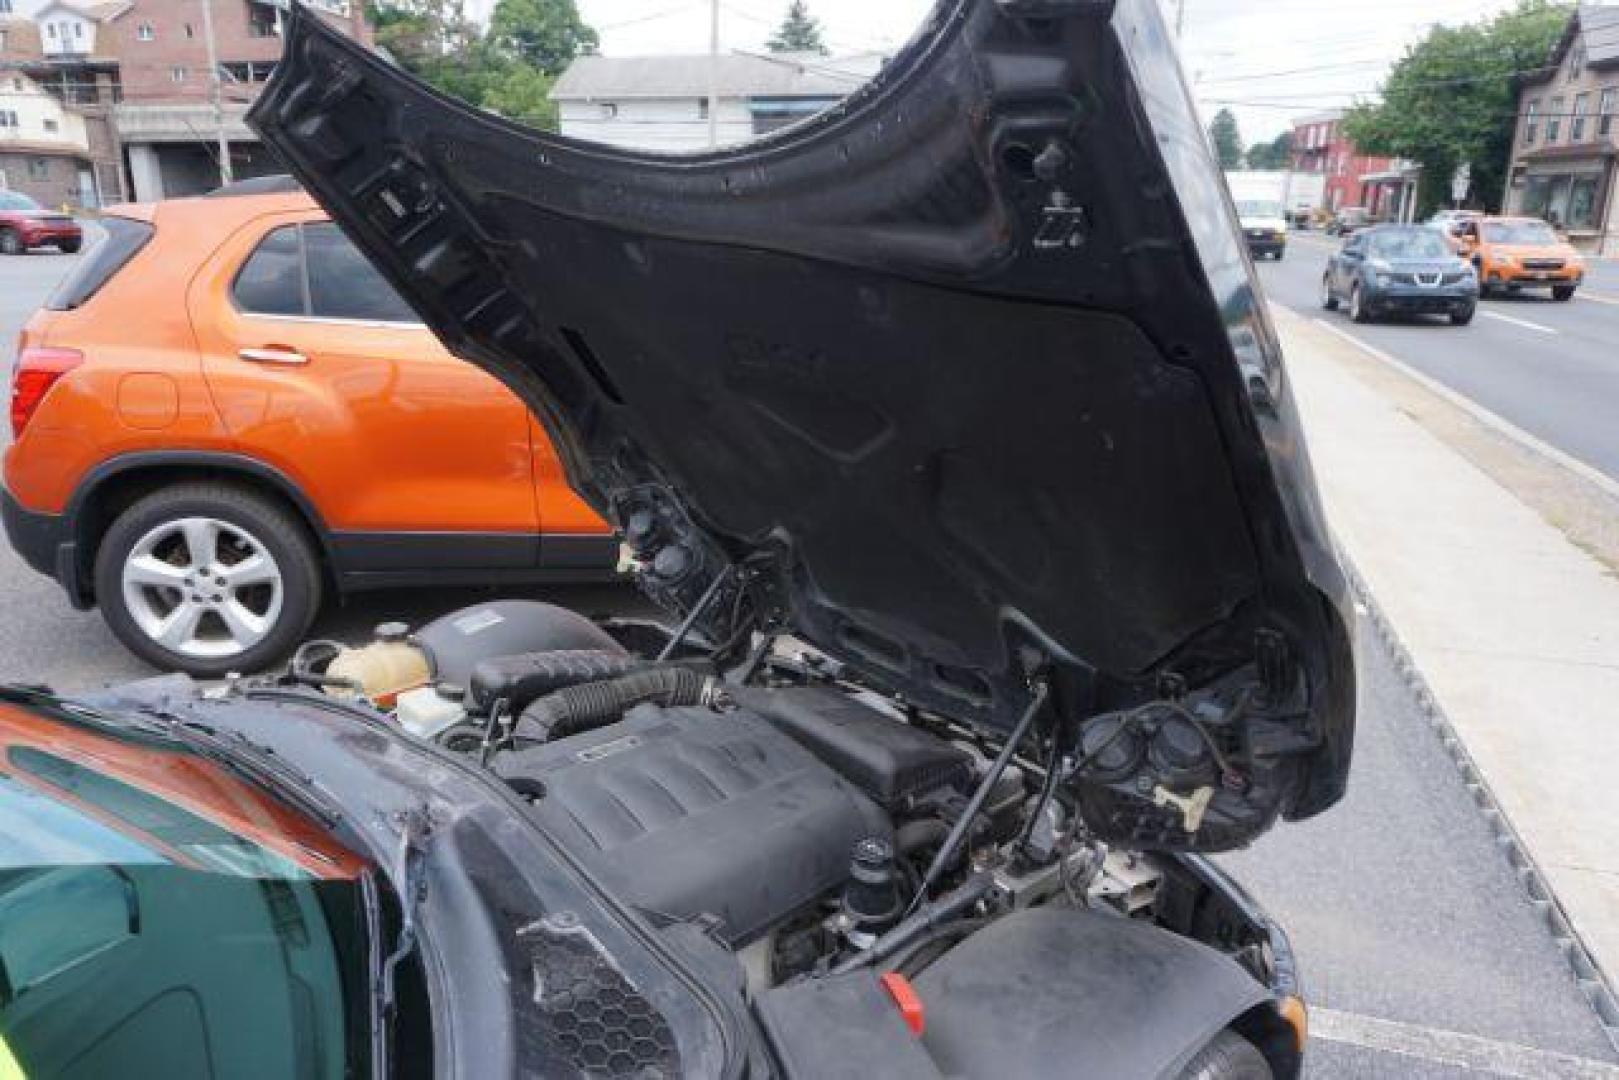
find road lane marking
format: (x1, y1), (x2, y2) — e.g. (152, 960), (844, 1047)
(1313, 1008), (1619, 1077)
(1579, 291), (1619, 307)
(1480, 310), (1558, 334)
(1309, 316), (1619, 501)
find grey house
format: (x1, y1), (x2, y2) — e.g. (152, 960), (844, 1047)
(550, 51), (887, 154)
(1505, 4), (1619, 254)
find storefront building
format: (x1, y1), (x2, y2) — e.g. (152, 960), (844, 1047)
(1505, 6), (1619, 255)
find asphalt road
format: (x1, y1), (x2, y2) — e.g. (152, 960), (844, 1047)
(3, 236), (1617, 1076)
(1264, 232), (1619, 485)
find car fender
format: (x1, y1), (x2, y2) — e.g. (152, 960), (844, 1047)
(913, 907), (1279, 1079)
(64, 450), (339, 584)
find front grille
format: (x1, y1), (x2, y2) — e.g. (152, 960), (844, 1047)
(1442, 272), (1470, 285)
(1522, 259), (1564, 271)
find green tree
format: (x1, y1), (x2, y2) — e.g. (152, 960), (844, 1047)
(368, 0), (595, 131)
(1245, 132), (1293, 171)
(767, 1), (829, 55)
(483, 63), (560, 129)
(489, 0), (599, 75)
(1343, 0), (1570, 216)
(1208, 108), (1244, 170)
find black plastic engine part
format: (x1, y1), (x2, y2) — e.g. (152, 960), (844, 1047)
(468, 649), (649, 713)
(753, 972), (940, 1080)
(913, 907), (1270, 1080)
(414, 600), (627, 686)
(843, 836), (904, 931)
(738, 686), (972, 811)
(494, 705), (890, 944)
(512, 666), (719, 745)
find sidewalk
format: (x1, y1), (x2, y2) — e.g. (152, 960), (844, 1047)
(1274, 306), (1619, 1022)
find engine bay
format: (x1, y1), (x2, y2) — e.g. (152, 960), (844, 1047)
(285, 599), (1302, 1031)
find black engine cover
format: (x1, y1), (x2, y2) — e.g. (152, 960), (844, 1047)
(494, 705), (890, 944)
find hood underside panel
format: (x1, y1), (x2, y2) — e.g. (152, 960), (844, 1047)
(250, 0), (1352, 824)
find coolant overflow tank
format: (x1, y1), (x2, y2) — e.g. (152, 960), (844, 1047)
(326, 624), (432, 705)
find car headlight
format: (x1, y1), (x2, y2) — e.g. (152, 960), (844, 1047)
(1369, 257), (1392, 272)
(1496, 253), (1515, 266)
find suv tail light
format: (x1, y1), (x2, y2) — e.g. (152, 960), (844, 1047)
(10, 345), (84, 439)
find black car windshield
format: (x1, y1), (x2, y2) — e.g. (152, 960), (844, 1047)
(1482, 221), (1558, 245)
(0, 192), (43, 213)
(0, 699), (376, 1079)
(1366, 230), (1452, 260)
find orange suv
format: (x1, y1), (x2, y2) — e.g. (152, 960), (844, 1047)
(1455, 216), (1585, 300)
(3, 179), (615, 676)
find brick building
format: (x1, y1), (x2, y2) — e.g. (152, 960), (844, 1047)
(0, 0), (369, 204)
(1289, 109), (1399, 215)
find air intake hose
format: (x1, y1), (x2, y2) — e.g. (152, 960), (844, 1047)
(513, 666), (724, 746)
(469, 650), (649, 714)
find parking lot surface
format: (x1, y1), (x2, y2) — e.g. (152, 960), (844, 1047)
(4, 239), (1616, 1076)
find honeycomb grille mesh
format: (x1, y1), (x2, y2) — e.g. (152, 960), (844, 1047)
(519, 915), (681, 1078)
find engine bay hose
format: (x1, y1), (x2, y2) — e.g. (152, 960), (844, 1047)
(513, 666), (723, 746)
(468, 649), (650, 714)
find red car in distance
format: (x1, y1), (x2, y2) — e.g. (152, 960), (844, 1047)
(0, 189), (83, 255)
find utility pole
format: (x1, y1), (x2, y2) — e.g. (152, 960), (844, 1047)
(200, 0), (232, 186)
(707, 0), (720, 148)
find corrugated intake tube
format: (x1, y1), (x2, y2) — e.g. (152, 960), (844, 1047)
(513, 666), (724, 746)
(469, 649), (649, 714)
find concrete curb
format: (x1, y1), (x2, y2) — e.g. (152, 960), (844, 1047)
(1345, 558), (1619, 1053)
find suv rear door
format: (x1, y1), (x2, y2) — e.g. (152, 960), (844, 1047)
(188, 210), (544, 571)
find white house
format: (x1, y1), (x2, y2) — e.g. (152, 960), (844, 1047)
(550, 51), (888, 154)
(28, 0), (100, 55)
(0, 68), (96, 205)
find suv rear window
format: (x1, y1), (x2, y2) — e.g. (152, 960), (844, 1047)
(44, 217), (154, 311)
(232, 222), (419, 324)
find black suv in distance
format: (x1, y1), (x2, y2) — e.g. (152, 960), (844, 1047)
(4, 0), (1355, 1076)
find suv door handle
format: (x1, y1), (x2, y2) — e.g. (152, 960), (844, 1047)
(239, 346), (309, 365)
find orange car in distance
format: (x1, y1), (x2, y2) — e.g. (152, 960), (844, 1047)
(3, 178), (616, 676)
(1453, 216), (1585, 300)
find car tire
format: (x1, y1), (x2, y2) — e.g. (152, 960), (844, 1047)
(93, 482), (322, 676)
(1320, 275), (1339, 311)
(0, 227), (22, 256)
(57, 238), (82, 254)
(1552, 285), (1576, 302)
(1350, 283), (1372, 323)
(1451, 304), (1476, 326)
(1175, 1029), (1272, 1080)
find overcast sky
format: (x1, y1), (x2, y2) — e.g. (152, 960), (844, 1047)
(564, 0), (1538, 144)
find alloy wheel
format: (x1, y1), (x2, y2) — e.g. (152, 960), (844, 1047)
(119, 516), (285, 659)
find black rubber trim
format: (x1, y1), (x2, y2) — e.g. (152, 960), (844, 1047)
(329, 529), (538, 571)
(3, 487), (66, 577)
(539, 533), (620, 570)
(330, 531), (620, 590)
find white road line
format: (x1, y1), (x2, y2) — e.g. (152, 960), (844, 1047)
(1312, 1008), (1619, 1078)
(1480, 310), (1559, 334)
(1308, 316), (1619, 501)
(1580, 292), (1619, 307)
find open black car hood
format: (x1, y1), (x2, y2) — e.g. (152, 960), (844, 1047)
(251, 0), (1354, 837)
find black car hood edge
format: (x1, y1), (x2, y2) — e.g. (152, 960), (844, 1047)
(249, 0), (1355, 834)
